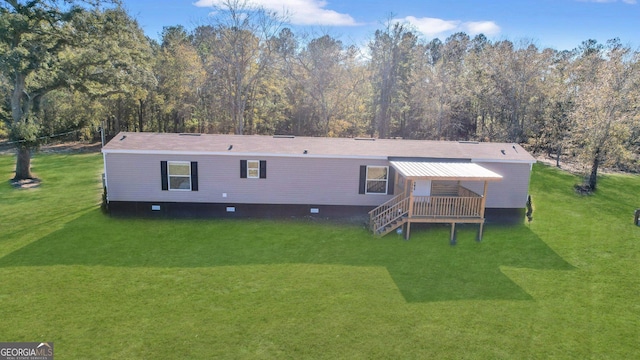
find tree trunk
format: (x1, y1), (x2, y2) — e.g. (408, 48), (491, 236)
(138, 99), (145, 132)
(14, 146), (33, 180)
(11, 72), (34, 180)
(588, 147), (600, 191)
(234, 98), (245, 135)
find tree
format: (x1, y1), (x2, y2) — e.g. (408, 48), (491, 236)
(287, 35), (363, 136)
(535, 49), (575, 166)
(0, 0), (153, 180)
(369, 21), (416, 138)
(0, 72), (9, 139)
(570, 41), (639, 191)
(204, 0), (286, 135)
(482, 40), (546, 142)
(429, 32), (473, 139)
(156, 26), (205, 133)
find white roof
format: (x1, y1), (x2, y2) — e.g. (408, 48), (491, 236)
(390, 161), (503, 181)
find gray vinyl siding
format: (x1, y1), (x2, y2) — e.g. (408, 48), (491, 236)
(462, 162), (532, 209)
(105, 153), (393, 206)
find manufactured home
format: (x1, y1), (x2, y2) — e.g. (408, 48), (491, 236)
(102, 132), (535, 240)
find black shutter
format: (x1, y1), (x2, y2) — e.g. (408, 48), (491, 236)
(190, 162), (198, 191)
(359, 165), (367, 194)
(259, 160), (267, 179)
(387, 166), (395, 195)
(161, 161), (168, 191)
(240, 160), (247, 178)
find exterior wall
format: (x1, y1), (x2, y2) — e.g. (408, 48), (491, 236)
(462, 162), (532, 209)
(104, 153), (393, 207)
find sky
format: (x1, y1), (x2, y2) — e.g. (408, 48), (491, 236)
(120, 0), (640, 51)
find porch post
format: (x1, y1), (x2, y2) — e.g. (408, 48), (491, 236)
(480, 180), (489, 219)
(478, 180), (489, 241)
(405, 179), (415, 240)
(407, 179), (415, 217)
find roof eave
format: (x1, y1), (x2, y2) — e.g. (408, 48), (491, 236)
(402, 175), (503, 181)
(101, 148), (388, 160)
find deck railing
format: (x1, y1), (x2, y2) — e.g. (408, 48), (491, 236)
(411, 195), (482, 218)
(369, 186), (484, 234)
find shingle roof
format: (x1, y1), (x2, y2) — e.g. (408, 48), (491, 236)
(102, 132), (535, 163)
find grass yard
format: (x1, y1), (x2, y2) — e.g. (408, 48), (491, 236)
(0, 152), (639, 359)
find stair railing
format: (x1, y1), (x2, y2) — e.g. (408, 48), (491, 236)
(369, 196), (410, 234)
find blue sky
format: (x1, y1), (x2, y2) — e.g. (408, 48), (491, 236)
(120, 0), (640, 51)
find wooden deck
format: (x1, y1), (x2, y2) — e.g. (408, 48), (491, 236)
(369, 186), (486, 241)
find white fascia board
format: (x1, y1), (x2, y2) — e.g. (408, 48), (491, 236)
(101, 149), (388, 161)
(471, 158), (536, 164)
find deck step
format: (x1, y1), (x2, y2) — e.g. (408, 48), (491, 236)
(374, 217), (408, 237)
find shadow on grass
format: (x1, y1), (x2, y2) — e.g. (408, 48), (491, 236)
(0, 209), (573, 302)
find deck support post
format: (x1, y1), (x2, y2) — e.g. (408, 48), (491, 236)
(404, 221), (411, 240)
(450, 222), (457, 245)
(477, 181), (489, 241)
(477, 222), (484, 242)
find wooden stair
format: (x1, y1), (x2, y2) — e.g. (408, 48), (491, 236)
(374, 215), (408, 237)
(369, 195), (410, 237)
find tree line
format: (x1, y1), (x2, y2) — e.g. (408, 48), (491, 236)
(1, 0), (639, 190)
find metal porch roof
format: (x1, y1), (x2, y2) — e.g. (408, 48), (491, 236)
(390, 161), (503, 181)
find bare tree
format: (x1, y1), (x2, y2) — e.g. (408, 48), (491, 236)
(369, 21), (416, 138)
(204, 0), (287, 135)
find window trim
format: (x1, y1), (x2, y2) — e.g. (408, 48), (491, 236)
(365, 165), (389, 195)
(167, 161), (192, 191)
(240, 159), (267, 179)
(247, 160), (260, 179)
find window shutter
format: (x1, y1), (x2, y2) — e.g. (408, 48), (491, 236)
(190, 162), (199, 191)
(259, 160), (267, 179)
(359, 165), (367, 194)
(387, 166), (395, 195)
(240, 160), (247, 178)
(161, 161), (168, 191)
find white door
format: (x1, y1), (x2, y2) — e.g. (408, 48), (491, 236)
(413, 180), (432, 196)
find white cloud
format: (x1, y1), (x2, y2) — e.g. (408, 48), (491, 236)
(399, 16), (459, 37)
(193, 0), (358, 26)
(463, 21), (501, 36)
(396, 16), (501, 38)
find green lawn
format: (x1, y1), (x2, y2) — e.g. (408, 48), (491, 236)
(0, 153), (639, 359)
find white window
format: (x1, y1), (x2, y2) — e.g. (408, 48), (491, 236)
(247, 160), (260, 179)
(168, 161), (192, 191)
(366, 166), (388, 194)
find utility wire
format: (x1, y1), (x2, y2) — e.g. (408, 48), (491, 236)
(0, 129), (83, 146)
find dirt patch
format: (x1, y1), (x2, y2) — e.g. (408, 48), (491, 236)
(10, 178), (41, 189)
(39, 142), (102, 154)
(0, 142), (101, 155)
(574, 184), (594, 195)
(534, 154), (634, 176)
(535, 154), (586, 175)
